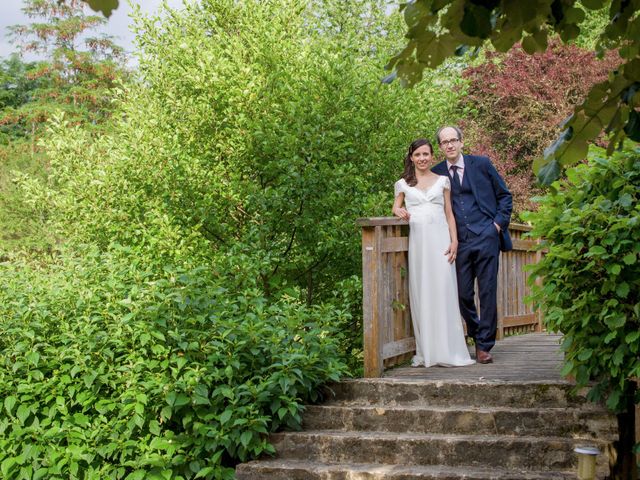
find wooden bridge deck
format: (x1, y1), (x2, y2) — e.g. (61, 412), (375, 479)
(384, 332), (566, 383)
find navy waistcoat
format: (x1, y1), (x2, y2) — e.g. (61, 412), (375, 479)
(450, 170), (492, 236)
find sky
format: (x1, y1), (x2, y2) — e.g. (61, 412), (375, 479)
(0, 0), (185, 64)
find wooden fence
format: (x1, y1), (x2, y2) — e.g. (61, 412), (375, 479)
(357, 217), (542, 378)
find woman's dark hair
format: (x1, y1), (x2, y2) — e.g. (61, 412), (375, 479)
(401, 138), (433, 186)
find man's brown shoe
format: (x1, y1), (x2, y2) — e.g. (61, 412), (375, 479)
(476, 348), (493, 364)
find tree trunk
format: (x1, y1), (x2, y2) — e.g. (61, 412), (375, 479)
(306, 270), (313, 306)
(610, 382), (638, 479)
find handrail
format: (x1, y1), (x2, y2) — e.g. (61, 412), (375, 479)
(358, 218), (541, 377)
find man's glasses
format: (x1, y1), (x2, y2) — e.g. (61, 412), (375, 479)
(439, 138), (459, 147)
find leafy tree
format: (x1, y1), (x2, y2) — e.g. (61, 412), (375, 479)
(81, 0), (120, 17)
(22, 0), (462, 304)
(387, 0), (640, 183)
(0, 54), (52, 144)
(0, 0), (128, 254)
(0, 54), (53, 254)
(571, 2), (611, 49)
(0, 55), (45, 116)
(5, 0), (127, 136)
(460, 39), (619, 216)
(524, 144), (639, 478)
(0, 2), (468, 476)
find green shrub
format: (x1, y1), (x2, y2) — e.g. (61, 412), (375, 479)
(460, 39), (619, 217)
(19, 0), (464, 303)
(524, 143), (640, 411)
(0, 245), (347, 479)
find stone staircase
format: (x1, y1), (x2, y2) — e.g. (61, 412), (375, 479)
(236, 378), (618, 479)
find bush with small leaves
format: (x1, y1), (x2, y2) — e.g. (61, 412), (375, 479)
(0, 245), (347, 479)
(460, 40), (619, 217)
(21, 0), (464, 303)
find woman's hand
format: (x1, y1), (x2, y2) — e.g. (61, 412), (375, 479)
(445, 241), (458, 264)
(393, 207), (410, 220)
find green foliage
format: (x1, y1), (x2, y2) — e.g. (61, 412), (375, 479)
(0, 0), (128, 255)
(0, 143), (52, 255)
(24, 0), (462, 302)
(387, 0), (640, 183)
(81, 0), (119, 17)
(524, 143), (640, 412)
(460, 39), (618, 216)
(0, 2), (468, 476)
(571, 2), (610, 50)
(0, 245), (347, 479)
(6, 0), (127, 131)
(15, 0), (463, 375)
(0, 54), (48, 139)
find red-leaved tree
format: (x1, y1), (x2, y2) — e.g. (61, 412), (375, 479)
(460, 40), (619, 217)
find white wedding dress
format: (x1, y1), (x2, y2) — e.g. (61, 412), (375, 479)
(395, 176), (475, 367)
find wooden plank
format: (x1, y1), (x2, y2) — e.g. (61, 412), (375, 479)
(362, 226), (383, 378)
(534, 244), (544, 332)
(521, 251), (527, 315)
(381, 236), (409, 253)
(375, 225), (386, 374)
(360, 220), (543, 376)
(383, 337), (416, 360)
(357, 217), (408, 227)
(496, 253), (504, 340)
(381, 227), (393, 355)
(511, 238), (538, 251)
(502, 313), (537, 328)
(382, 225), (410, 367)
(384, 224), (415, 368)
(385, 333), (565, 383)
(392, 231), (405, 345)
(509, 223), (533, 232)
(401, 239), (412, 343)
(512, 251), (519, 317)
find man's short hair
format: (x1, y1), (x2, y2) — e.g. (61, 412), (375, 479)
(436, 126), (464, 144)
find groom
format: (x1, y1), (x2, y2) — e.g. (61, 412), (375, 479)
(432, 126), (513, 364)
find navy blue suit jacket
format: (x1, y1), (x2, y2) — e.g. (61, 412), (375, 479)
(432, 154), (513, 251)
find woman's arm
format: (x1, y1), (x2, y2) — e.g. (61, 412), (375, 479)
(392, 192), (410, 220)
(443, 188), (458, 264)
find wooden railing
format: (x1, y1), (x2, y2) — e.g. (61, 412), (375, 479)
(357, 217), (543, 378)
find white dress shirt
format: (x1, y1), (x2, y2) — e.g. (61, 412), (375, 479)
(446, 155), (465, 184)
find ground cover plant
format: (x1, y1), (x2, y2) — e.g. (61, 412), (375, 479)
(0, 245), (347, 479)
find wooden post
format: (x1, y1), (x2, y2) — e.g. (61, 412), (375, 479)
(359, 218), (412, 377)
(361, 223), (383, 377)
(496, 254), (505, 340)
(534, 241), (544, 333)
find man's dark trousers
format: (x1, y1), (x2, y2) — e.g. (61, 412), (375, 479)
(455, 225), (500, 352)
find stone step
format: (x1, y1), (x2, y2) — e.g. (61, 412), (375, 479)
(268, 430), (609, 471)
(302, 404), (617, 439)
(322, 379), (591, 408)
(236, 459), (578, 480)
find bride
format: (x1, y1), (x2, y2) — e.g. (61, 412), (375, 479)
(392, 138), (475, 367)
